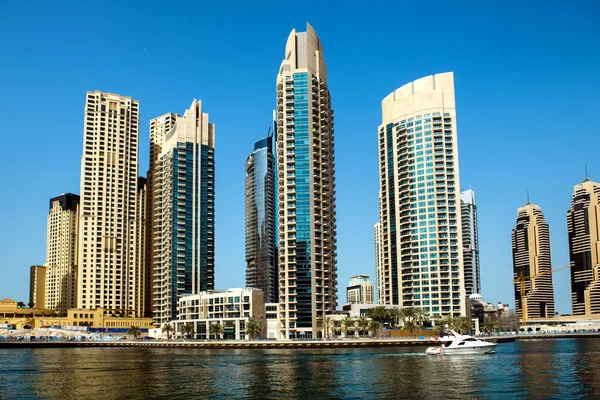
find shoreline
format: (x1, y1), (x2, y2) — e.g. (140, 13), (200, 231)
(2, 333), (600, 349)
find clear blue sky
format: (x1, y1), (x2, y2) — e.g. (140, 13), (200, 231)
(0, 1), (598, 314)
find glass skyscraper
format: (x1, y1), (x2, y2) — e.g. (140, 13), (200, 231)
(460, 189), (481, 296)
(377, 72), (466, 318)
(245, 133), (278, 303)
(150, 100), (215, 325)
(276, 23), (337, 339)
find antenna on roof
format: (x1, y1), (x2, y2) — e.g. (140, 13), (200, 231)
(584, 165), (590, 182)
(526, 189), (531, 205)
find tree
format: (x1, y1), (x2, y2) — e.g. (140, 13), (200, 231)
(209, 322), (224, 340)
(244, 320), (261, 340)
(366, 306), (391, 324)
(453, 317), (473, 334)
(357, 316), (369, 337)
(367, 320), (382, 338)
(481, 320), (498, 334)
(161, 323), (174, 340)
(400, 307), (416, 324)
(17, 301), (26, 309)
(402, 320), (417, 337)
(340, 316), (355, 338)
(389, 307), (402, 327)
(318, 316), (337, 338)
(181, 323), (195, 340)
(127, 326), (141, 340)
(414, 308), (430, 327)
(27, 302), (35, 309)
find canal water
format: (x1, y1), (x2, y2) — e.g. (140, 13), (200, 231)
(1, 338), (599, 399)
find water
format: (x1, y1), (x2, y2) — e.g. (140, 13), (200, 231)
(1, 339), (600, 399)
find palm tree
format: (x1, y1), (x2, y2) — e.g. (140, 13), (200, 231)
(367, 320), (382, 338)
(16, 301), (26, 309)
(244, 320), (261, 340)
(161, 323), (174, 340)
(414, 307), (430, 327)
(453, 317), (473, 334)
(340, 316), (355, 338)
(209, 322), (224, 340)
(181, 323), (195, 340)
(434, 316), (453, 336)
(387, 307), (401, 327)
(318, 316), (337, 338)
(367, 306), (390, 324)
(357, 315), (369, 337)
(481, 320), (498, 334)
(400, 307), (416, 324)
(402, 320), (417, 337)
(127, 326), (142, 340)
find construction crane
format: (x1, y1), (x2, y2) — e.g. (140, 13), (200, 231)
(513, 265), (570, 325)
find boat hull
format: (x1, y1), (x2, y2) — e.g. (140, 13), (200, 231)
(426, 344), (496, 355)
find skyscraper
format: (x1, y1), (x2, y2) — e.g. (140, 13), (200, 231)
(245, 134), (278, 303)
(567, 178), (600, 315)
(45, 193), (79, 314)
(460, 189), (481, 296)
(30, 265), (46, 309)
(134, 177), (148, 318)
(374, 221), (383, 304)
(151, 100), (215, 325)
(77, 91), (141, 314)
(377, 72), (466, 318)
(276, 23), (337, 339)
(346, 275), (374, 304)
(512, 202), (555, 320)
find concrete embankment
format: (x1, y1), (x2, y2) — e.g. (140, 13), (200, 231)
(0, 336), (517, 349)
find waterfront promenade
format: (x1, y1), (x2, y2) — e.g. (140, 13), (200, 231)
(5, 332), (600, 349)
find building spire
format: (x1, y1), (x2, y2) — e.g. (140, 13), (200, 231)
(584, 165), (591, 182)
(526, 189), (531, 205)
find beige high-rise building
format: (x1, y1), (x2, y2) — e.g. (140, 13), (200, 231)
(374, 221), (384, 304)
(347, 275), (374, 304)
(150, 100), (215, 325)
(276, 23), (337, 339)
(147, 112), (177, 319)
(77, 91), (142, 315)
(512, 202), (555, 321)
(45, 193), (79, 314)
(30, 265), (46, 309)
(377, 72), (466, 318)
(134, 177), (148, 318)
(567, 178), (600, 315)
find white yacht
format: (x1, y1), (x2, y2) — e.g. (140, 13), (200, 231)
(425, 330), (496, 355)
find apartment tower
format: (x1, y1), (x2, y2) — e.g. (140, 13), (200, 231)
(346, 275), (374, 304)
(77, 91), (141, 315)
(45, 193), (79, 315)
(245, 134), (279, 303)
(29, 265), (46, 309)
(567, 178), (600, 315)
(460, 189), (481, 296)
(374, 221), (383, 304)
(134, 177), (148, 318)
(151, 100), (215, 325)
(511, 202), (555, 320)
(377, 72), (466, 318)
(276, 23), (337, 339)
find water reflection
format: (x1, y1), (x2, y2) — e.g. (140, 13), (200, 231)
(1, 340), (600, 399)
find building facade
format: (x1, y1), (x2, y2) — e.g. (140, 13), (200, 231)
(45, 193), (79, 314)
(512, 202), (555, 320)
(377, 72), (466, 318)
(346, 274), (374, 304)
(276, 23), (337, 339)
(175, 288), (265, 340)
(151, 100), (215, 325)
(567, 178), (600, 315)
(245, 135), (278, 303)
(134, 177), (148, 318)
(30, 265), (46, 309)
(77, 91), (142, 314)
(374, 221), (383, 304)
(460, 189), (481, 296)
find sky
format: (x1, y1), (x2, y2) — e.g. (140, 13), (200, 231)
(0, 1), (598, 314)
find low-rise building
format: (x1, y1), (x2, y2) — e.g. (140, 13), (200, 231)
(175, 288), (266, 340)
(265, 303), (278, 339)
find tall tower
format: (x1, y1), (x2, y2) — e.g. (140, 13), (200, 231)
(276, 23), (337, 339)
(148, 113), (177, 318)
(460, 189), (481, 296)
(377, 72), (466, 318)
(134, 177), (147, 318)
(567, 178), (600, 315)
(30, 265), (46, 309)
(45, 193), (79, 314)
(245, 134), (278, 303)
(77, 91), (141, 314)
(374, 221), (383, 304)
(151, 100), (215, 325)
(512, 202), (555, 320)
